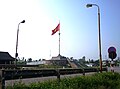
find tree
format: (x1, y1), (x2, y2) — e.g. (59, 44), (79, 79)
(70, 57), (73, 60)
(82, 56), (86, 60)
(28, 58), (32, 62)
(42, 59), (46, 61)
(94, 60), (99, 66)
(90, 59), (94, 63)
(39, 59), (41, 61)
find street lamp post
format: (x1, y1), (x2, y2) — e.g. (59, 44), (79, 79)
(15, 20), (25, 65)
(86, 4), (102, 73)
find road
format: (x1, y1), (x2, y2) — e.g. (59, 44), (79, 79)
(107, 66), (120, 73)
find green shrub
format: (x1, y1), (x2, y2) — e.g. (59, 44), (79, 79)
(6, 72), (120, 89)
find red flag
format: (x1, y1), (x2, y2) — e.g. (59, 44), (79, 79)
(51, 23), (60, 35)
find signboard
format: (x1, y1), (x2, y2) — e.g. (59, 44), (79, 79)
(108, 46), (116, 53)
(108, 46), (117, 59)
(109, 51), (117, 60)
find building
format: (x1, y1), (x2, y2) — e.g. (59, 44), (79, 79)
(27, 60), (46, 65)
(0, 51), (15, 64)
(48, 54), (68, 66)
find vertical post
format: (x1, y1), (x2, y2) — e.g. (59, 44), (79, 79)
(59, 28), (60, 56)
(15, 24), (20, 65)
(56, 69), (60, 83)
(86, 4), (102, 73)
(98, 6), (102, 73)
(15, 20), (25, 65)
(82, 69), (85, 76)
(0, 70), (5, 89)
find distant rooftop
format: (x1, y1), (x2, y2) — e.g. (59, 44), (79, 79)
(0, 51), (15, 61)
(51, 54), (67, 60)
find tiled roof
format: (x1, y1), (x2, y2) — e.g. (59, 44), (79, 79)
(0, 51), (15, 61)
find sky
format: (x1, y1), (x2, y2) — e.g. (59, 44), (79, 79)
(0, 0), (120, 60)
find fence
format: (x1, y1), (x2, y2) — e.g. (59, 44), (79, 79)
(0, 67), (107, 89)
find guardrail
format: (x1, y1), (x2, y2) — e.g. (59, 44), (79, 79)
(0, 68), (107, 89)
(0, 64), (39, 69)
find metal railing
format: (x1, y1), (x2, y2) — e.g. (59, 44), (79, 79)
(0, 67), (107, 89)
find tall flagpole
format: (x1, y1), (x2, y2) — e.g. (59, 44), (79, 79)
(59, 24), (60, 56)
(51, 21), (60, 57)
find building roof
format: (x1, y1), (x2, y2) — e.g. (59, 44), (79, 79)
(51, 54), (67, 60)
(0, 51), (15, 61)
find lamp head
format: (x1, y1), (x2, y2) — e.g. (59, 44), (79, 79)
(86, 4), (92, 8)
(21, 20), (25, 23)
